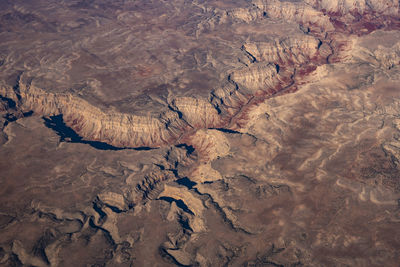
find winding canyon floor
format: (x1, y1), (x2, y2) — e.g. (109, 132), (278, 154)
(1, 0), (400, 266)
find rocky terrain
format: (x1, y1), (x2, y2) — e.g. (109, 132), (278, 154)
(1, 0), (400, 266)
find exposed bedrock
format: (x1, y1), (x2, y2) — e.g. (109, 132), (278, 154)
(241, 35), (323, 65)
(0, 0), (398, 151)
(304, 0), (399, 15)
(252, 0), (334, 30)
(0, 31), (331, 149)
(0, 83), (188, 148)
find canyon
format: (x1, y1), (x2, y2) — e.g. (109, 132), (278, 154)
(1, 0), (400, 266)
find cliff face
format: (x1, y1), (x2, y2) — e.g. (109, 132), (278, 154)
(304, 0), (399, 14)
(0, 84), (187, 148)
(3, 0), (376, 150)
(0, 0), (396, 151)
(252, 0), (334, 30)
(242, 36), (322, 65)
(0, 25), (327, 148)
(0, 17), (375, 150)
(170, 97), (221, 129)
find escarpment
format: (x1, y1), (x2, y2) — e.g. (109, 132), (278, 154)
(0, 0), (397, 152)
(4, 0), (392, 151)
(304, 0), (399, 15)
(241, 36), (322, 65)
(0, 83), (189, 148)
(0, 33), (332, 149)
(169, 97), (221, 129)
(252, 0), (335, 30)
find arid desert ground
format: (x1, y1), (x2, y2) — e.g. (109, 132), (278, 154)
(1, 0), (400, 266)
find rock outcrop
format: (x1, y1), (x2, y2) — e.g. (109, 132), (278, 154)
(0, 30), (329, 149)
(305, 0), (399, 15)
(0, 82), (187, 148)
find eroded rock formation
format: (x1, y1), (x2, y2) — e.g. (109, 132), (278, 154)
(1, 0), (400, 266)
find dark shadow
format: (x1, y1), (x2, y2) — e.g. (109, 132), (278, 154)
(159, 196), (194, 215)
(176, 143), (195, 155)
(0, 95), (16, 108)
(211, 128), (241, 134)
(43, 114), (156, 151)
(176, 177), (197, 190)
